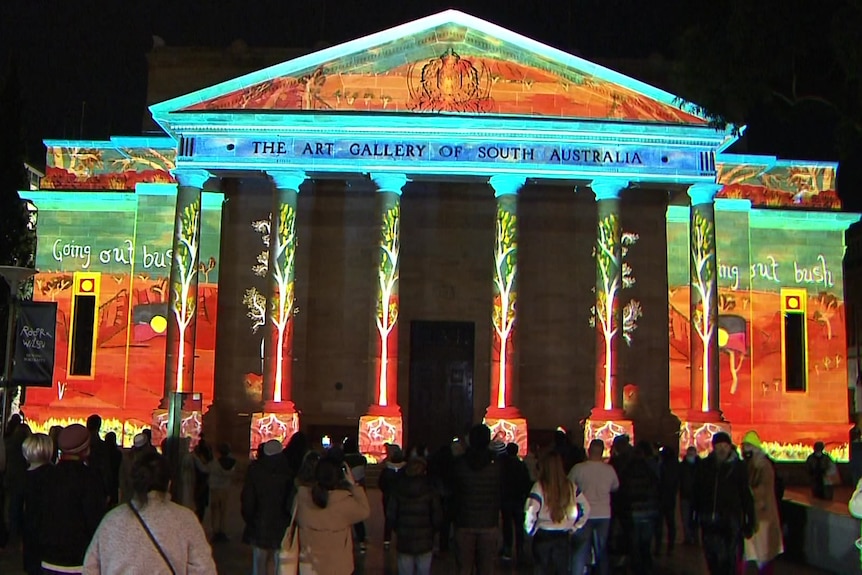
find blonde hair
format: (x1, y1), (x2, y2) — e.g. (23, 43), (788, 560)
(23, 433), (54, 469)
(538, 450), (574, 523)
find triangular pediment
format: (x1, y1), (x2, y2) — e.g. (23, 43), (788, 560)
(152, 10), (709, 125)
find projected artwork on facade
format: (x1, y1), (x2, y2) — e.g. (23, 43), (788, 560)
(16, 11), (859, 462)
(21, 142), (222, 440)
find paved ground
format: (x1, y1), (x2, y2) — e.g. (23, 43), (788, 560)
(0, 486), (836, 574)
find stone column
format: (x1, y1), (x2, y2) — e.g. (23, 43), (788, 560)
(360, 172), (408, 459)
(584, 178), (634, 453)
(250, 170), (307, 454)
(163, 169), (210, 398)
(157, 168), (210, 472)
(678, 182), (729, 455)
(484, 175), (528, 454)
(687, 183), (724, 417)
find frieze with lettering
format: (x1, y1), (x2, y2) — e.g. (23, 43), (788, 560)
(192, 137), (705, 174)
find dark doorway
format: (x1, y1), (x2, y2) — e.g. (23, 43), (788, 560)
(408, 321), (475, 451)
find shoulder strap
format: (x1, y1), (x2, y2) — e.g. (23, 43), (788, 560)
(128, 502), (177, 575)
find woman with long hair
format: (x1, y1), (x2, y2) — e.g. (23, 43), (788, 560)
(294, 455), (370, 575)
(83, 452), (216, 574)
(524, 450), (591, 575)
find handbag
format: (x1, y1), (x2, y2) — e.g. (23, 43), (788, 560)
(128, 502), (177, 575)
(277, 498), (313, 575)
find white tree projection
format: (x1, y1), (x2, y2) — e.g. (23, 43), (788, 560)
(691, 210), (716, 412)
(375, 200), (400, 407)
(492, 200), (517, 409)
(170, 200), (200, 393)
(268, 203), (298, 403)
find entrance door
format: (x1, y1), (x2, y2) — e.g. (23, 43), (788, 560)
(408, 321), (474, 450)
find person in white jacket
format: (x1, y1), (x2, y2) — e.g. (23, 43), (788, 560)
(524, 451), (590, 575)
(848, 478), (862, 570)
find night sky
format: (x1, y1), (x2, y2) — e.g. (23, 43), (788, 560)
(0, 1), (854, 206)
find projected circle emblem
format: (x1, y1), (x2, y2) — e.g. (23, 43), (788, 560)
(149, 315), (168, 334)
(787, 296), (800, 310)
(81, 279), (94, 292)
(718, 328), (729, 348)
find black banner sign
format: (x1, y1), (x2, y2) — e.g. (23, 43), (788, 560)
(10, 301), (57, 387)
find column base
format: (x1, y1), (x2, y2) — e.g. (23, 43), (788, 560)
(365, 403), (402, 417)
(584, 415), (634, 457)
(483, 415), (528, 457)
(484, 405), (523, 420)
(678, 418), (732, 457)
(249, 411), (300, 458)
(358, 413), (403, 463)
(151, 408), (202, 451)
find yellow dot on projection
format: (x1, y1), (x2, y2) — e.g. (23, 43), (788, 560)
(81, 279), (94, 292)
(718, 328), (729, 348)
(787, 297), (799, 310)
(150, 315), (168, 334)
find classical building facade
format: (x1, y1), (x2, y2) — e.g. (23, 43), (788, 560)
(18, 11), (859, 459)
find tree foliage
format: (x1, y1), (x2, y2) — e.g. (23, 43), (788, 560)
(0, 62), (35, 269)
(672, 1), (862, 178)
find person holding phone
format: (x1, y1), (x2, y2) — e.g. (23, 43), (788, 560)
(294, 455), (370, 575)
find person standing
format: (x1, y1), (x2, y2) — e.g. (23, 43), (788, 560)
(806, 441), (839, 500)
(525, 450), (590, 575)
(741, 431), (783, 574)
(21, 433), (54, 575)
(83, 452), (216, 574)
(342, 437), (369, 553)
(499, 442), (531, 563)
(85, 415), (113, 505)
(451, 424), (502, 575)
(678, 446), (701, 545)
(241, 439), (294, 575)
(570, 439), (619, 575)
(694, 432), (756, 575)
(616, 441), (661, 575)
(387, 457), (443, 575)
(294, 456), (370, 575)
(849, 477), (862, 571)
(39, 424), (107, 574)
(103, 432), (123, 507)
(379, 444), (406, 550)
(209, 442), (237, 543)
(655, 446), (680, 555)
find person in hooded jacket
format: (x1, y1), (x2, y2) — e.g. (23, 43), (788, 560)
(741, 431), (783, 575)
(679, 446), (701, 545)
(387, 456), (443, 575)
(378, 444), (406, 549)
(451, 424), (502, 575)
(209, 442), (236, 543)
(241, 439), (294, 575)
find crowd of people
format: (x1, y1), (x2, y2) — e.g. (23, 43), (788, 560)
(0, 411), (840, 575)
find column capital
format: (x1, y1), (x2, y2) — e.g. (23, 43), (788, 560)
(171, 168), (212, 190)
(489, 175), (526, 197)
(267, 170), (308, 192)
(590, 178), (629, 201)
(370, 172), (409, 195)
(687, 183), (723, 206)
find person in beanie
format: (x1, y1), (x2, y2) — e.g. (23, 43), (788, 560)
(451, 423), (502, 575)
(38, 423), (107, 574)
(694, 431), (756, 575)
(741, 430), (783, 574)
(387, 457), (442, 575)
(241, 439), (294, 575)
